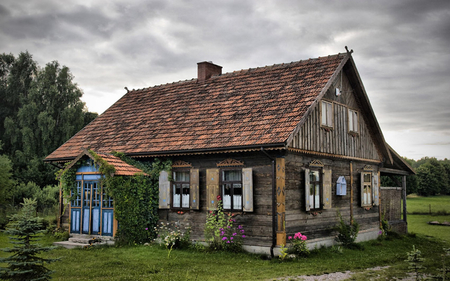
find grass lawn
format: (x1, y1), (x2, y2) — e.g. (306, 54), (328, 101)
(1, 231), (449, 281)
(407, 195), (450, 214)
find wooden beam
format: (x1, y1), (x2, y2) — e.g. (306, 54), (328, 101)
(380, 168), (410, 176)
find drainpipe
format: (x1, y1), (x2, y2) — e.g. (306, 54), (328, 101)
(261, 147), (276, 258)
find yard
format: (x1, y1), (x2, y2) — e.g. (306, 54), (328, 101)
(1, 195), (449, 280)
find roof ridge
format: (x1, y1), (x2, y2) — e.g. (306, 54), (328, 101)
(129, 53), (345, 92)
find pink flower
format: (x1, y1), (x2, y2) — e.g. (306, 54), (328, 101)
(145, 228), (148, 231)
(301, 235), (307, 241)
(217, 195), (222, 201)
(288, 236), (292, 240)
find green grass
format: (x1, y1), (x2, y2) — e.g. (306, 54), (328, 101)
(407, 195), (450, 214)
(1, 231), (449, 280)
(408, 215), (450, 242)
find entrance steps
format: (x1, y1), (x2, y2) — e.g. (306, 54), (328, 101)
(53, 234), (115, 249)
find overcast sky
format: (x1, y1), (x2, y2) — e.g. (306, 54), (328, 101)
(1, 0), (449, 160)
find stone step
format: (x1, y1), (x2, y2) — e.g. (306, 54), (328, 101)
(53, 234), (115, 249)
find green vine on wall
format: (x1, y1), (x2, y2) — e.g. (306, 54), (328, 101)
(57, 150), (171, 245)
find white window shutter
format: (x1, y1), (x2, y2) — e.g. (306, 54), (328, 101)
(159, 170), (170, 209)
(242, 168), (253, 212)
(305, 168), (310, 211)
(323, 169), (332, 209)
(372, 172), (379, 206)
(360, 172), (365, 207)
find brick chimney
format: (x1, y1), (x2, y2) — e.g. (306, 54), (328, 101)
(197, 61), (222, 82)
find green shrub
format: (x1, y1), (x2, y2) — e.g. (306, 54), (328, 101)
(334, 211), (360, 248)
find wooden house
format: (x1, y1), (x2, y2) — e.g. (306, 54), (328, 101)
(45, 50), (414, 254)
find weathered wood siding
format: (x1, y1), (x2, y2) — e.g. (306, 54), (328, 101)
(288, 71), (380, 161)
(156, 152), (274, 247)
(284, 153), (380, 240)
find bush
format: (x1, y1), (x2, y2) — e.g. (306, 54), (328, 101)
(153, 221), (191, 250)
(204, 196), (246, 252)
(287, 232), (310, 257)
(335, 211), (360, 248)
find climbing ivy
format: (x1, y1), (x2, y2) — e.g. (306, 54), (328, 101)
(56, 151), (171, 246)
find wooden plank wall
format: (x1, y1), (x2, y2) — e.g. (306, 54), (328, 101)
(289, 71), (380, 161)
(157, 152), (275, 247)
(284, 153), (380, 240)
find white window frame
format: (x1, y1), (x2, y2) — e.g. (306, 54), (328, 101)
(220, 169), (243, 211)
(172, 170), (190, 209)
(348, 108), (358, 133)
(321, 100), (333, 128)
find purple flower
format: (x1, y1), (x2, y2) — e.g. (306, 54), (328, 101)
(230, 237), (234, 240)
(221, 231), (225, 236)
(242, 235), (246, 238)
(227, 226), (231, 228)
(145, 228), (148, 231)
(233, 233), (237, 236)
(240, 229), (245, 233)
(220, 228), (224, 231)
(227, 241), (230, 243)
(222, 237), (227, 241)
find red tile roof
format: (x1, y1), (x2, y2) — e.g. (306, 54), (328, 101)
(96, 152), (146, 176)
(46, 53), (347, 161)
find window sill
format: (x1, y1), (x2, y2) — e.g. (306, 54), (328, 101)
(321, 126), (333, 132)
(348, 131), (359, 137)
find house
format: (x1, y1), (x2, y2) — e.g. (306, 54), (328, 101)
(45, 49), (414, 254)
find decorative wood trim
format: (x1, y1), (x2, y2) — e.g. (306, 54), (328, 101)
(309, 159), (324, 167)
(363, 165), (374, 171)
(216, 158), (244, 167)
(287, 147), (382, 164)
(172, 160), (193, 168)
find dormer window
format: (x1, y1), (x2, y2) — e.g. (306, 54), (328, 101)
(348, 109), (358, 133)
(321, 101), (333, 128)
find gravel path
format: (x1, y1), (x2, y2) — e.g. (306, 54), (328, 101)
(272, 266), (417, 281)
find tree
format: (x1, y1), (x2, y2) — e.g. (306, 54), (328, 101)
(1, 52), (97, 186)
(416, 158), (448, 196)
(0, 141), (14, 205)
(0, 198), (58, 281)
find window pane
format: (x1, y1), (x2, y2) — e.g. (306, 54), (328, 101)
(327, 103), (332, 126)
(321, 103), (327, 125)
(315, 183), (320, 209)
(173, 184), (181, 208)
(364, 173), (371, 183)
(223, 170), (241, 181)
(174, 171), (189, 182)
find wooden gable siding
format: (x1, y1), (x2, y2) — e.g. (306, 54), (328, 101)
(288, 70), (380, 161)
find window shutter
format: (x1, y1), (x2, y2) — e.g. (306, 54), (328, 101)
(323, 169), (332, 209)
(360, 172), (365, 207)
(242, 168), (253, 212)
(190, 169), (199, 210)
(159, 170), (170, 209)
(206, 168), (219, 211)
(305, 168), (310, 211)
(372, 172), (379, 206)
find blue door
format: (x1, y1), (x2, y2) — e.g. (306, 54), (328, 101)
(70, 181), (82, 233)
(82, 182), (91, 234)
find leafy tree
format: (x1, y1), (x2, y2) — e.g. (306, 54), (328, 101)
(0, 198), (58, 281)
(0, 141), (14, 205)
(416, 158), (448, 196)
(1, 52), (97, 186)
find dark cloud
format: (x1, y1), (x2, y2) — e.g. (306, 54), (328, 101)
(1, 0), (449, 159)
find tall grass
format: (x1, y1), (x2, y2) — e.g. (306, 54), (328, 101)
(407, 195), (450, 215)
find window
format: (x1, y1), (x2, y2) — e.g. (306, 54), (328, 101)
(361, 172), (372, 206)
(348, 109), (358, 133)
(308, 170), (322, 210)
(172, 171), (190, 209)
(221, 170), (243, 211)
(321, 101), (333, 128)
(159, 168), (199, 210)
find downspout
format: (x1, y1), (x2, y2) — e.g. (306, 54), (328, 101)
(350, 161), (354, 225)
(261, 147), (276, 258)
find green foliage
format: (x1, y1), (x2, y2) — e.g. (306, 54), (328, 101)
(0, 142), (15, 206)
(153, 221), (191, 250)
(334, 211), (360, 248)
(0, 51), (97, 187)
(417, 159), (449, 196)
(405, 245), (425, 281)
(0, 198), (58, 281)
(9, 182), (59, 212)
(204, 197), (245, 252)
(287, 232), (310, 257)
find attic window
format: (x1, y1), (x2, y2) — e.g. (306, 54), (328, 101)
(321, 101), (333, 129)
(348, 109), (358, 133)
